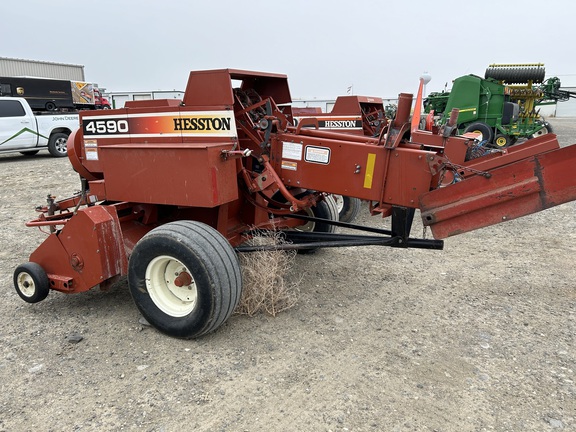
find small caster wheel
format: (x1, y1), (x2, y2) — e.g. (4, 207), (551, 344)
(13, 262), (50, 303)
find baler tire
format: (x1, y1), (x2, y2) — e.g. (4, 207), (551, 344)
(333, 195), (361, 223)
(324, 194), (339, 225)
(464, 122), (494, 144)
(530, 122), (554, 139)
(47, 132), (69, 157)
(13, 262), (50, 303)
(128, 221), (242, 339)
(295, 194), (339, 254)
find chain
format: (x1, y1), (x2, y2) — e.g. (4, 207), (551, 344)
(446, 161), (492, 178)
(438, 150), (494, 185)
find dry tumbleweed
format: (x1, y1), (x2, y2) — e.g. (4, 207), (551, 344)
(235, 230), (300, 317)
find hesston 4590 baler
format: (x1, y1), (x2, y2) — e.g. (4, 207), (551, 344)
(13, 69), (576, 339)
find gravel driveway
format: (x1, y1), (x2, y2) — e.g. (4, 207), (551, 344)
(1, 120), (575, 431)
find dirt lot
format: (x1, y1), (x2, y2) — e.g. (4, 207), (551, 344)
(1, 121), (575, 432)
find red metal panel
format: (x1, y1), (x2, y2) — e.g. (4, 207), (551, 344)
(271, 133), (435, 207)
(77, 103), (240, 207)
(271, 134), (386, 202)
(382, 147), (436, 207)
(420, 145), (576, 239)
(183, 69), (291, 107)
(330, 95), (384, 113)
(29, 234), (74, 292)
(98, 143), (238, 207)
(30, 206), (127, 293)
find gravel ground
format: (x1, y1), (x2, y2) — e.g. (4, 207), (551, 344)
(0, 120), (575, 431)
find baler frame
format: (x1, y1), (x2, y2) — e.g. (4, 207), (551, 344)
(13, 68), (576, 339)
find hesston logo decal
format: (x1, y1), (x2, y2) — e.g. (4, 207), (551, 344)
(82, 111), (236, 138)
(320, 120), (360, 128)
(173, 117), (231, 131)
(293, 116), (362, 129)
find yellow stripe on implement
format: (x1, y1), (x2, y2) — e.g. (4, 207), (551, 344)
(364, 153), (376, 188)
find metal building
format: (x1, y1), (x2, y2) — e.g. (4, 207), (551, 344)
(0, 57), (85, 81)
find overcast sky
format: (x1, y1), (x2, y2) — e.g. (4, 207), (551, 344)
(3, 0), (576, 99)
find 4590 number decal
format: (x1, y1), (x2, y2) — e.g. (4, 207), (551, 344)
(83, 119), (129, 135)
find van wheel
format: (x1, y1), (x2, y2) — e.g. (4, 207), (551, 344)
(45, 102), (57, 111)
(48, 133), (69, 157)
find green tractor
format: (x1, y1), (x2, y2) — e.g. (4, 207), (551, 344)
(424, 64), (575, 148)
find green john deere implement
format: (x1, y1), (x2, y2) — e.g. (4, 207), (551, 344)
(424, 63), (576, 148)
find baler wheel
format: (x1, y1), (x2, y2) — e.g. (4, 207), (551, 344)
(128, 221), (242, 339)
(294, 194), (339, 254)
(332, 195), (361, 223)
(13, 262), (50, 303)
(464, 122), (494, 144)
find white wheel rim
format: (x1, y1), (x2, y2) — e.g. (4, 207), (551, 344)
(294, 208), (316, 232)
(333, 194), (344, 213)
(145, 255), (198, 317)
(17, 272), (36, 298)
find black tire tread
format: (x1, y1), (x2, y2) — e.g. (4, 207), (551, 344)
(297, 195), (338, 254)
(130, 221), (241, 338)
(13, 262), (50, 303)
(338, 196), (361, 223)
(163, 220), (242, 330)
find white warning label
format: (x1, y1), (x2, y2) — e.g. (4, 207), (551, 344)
(282, 141), (302, 160)
(304, 145), (330, 164)
(84, 140), (99, 160)
(281, 161), (298, 171)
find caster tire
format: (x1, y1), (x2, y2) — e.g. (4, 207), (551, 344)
(13, 262), (50, 303)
